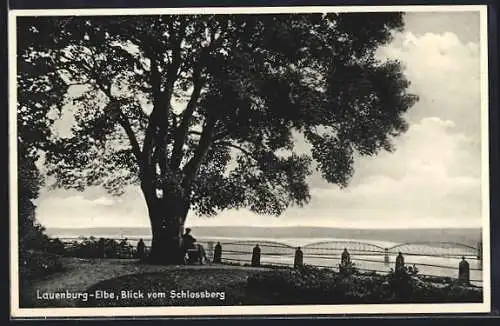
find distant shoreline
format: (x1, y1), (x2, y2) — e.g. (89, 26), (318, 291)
(45, 226), (482, 247)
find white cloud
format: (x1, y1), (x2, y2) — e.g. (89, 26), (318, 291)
(35, 188), (150, 229)
(303, 116), (481, 227)
(377, 31), (481, 138)
(90, 197), (116, 206)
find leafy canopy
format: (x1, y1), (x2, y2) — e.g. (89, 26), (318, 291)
(17, 13), (418, 217)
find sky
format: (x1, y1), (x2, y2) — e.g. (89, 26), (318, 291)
(30, 10), (486, 230)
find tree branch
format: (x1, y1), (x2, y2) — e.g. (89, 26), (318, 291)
(109, 43), (149, 72)
(213, 128), (232, 142)
(62, 48), (144, 166)
(64, 81), (92, 87)
(182, 116), (217, 189)
(169, 64), (205, 170)
(140, 22), (188, 178)
(168, 19), (229, 171)
(56, 45), (156, 194)
(117, 111), (142, 164)
(165, 24), (185, 91)
(152, 144), (167, 178)
(141, 49), (166, 178)
(213, 141), (259, 162)
(171, 111), (180, 128)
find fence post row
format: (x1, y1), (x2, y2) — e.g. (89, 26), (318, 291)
(235, 243), (476, 284)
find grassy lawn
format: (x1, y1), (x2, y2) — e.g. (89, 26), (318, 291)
(19, 257), (266, 308)
(80, 269), (256, 307)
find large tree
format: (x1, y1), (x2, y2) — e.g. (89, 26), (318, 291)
(17, 13), (418, 264)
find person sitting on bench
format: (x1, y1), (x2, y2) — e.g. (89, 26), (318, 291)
(195, 241), (207, 264)
(183, 228), (197, 263)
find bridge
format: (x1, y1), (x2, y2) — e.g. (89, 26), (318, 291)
(388, 241), (479, 258)
(302, 240), (385, 255)
(58, 236), (482, 260)
(297, 240), (481, 259)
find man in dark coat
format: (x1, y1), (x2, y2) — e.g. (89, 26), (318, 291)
(182, 228), (196, 251)
(183, 228), (205, 264)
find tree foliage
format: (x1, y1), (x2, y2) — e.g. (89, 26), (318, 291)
(17, 26), (68, 250)
(17, 13), (418, 220)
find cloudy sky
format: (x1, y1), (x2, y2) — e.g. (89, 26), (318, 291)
(32, 10), (486, 230)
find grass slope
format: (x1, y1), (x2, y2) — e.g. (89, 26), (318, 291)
(19, 258), (266, 308)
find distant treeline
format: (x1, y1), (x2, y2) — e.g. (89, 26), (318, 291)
(26, 237), (141, 259)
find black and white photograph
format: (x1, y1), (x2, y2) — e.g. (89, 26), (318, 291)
(9, 5), (491, 317)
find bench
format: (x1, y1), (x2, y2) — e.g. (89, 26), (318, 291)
(186, 248), (203, 264)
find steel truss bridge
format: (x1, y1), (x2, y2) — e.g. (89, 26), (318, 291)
(213, 239), (481, 260)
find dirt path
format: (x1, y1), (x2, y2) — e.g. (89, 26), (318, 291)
(20, 258), (270, 307)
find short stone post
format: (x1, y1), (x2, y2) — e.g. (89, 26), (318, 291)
(294, 247), (303, 268)
(213, 242), (222, 264)
(395, 251), (405, 274)
(136, 238), (145, 259)
(251, 244), (261, 267)
(341, 248), (351, 266)
(340, 248), (353, 274)
(384, 248), (390, 265)
(458, 256), (470, 284)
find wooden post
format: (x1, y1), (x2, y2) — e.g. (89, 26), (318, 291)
(251, 244), (261, 267)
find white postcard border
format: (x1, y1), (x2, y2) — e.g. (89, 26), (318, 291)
(8, 4), (492, 318)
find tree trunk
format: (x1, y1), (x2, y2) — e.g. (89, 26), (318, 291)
(145, 193), (190, 265)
